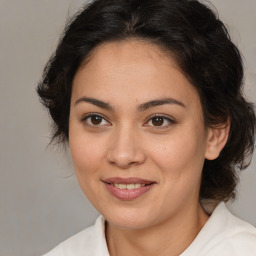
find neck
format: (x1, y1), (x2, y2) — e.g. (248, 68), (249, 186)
(106, 203), (209, 256)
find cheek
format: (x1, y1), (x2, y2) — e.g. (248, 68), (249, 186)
(69, 132), (106, 178)
(69, 134), (108, 203)
(148, 128), (206, 178)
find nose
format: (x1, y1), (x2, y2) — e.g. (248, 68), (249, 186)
(106, 125), (146, 169)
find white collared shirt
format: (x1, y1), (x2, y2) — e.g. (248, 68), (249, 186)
(43, 202), (256, 256)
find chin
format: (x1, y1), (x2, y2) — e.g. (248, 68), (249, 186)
(107, 217), (151, 230)
(103, 207), (160, 230)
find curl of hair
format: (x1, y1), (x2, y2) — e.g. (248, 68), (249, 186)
(37, 0), (256, 201)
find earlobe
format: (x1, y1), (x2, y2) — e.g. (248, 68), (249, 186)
(205, 122), (230, 160)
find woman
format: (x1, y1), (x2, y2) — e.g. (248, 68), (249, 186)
(38, 0), (256, 255)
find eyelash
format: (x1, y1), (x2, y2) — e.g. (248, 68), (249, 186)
(144, 114), (176, 128)
(81, 113), (176, 128)
(81, 113), (110, 127)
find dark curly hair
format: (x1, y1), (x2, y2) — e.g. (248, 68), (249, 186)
(37, 0), (256, 202)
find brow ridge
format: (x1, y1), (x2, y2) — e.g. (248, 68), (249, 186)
(74, 97), (113, 111)
(138, 98), (185, 111)
(74, 97), (185, 111)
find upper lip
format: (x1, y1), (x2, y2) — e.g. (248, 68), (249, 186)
(102, 177), (155, 185)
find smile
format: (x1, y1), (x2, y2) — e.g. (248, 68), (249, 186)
(112, 183), (146, 189)
(102, 177), (156, 200)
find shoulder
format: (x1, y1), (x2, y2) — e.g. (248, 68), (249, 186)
(182, 202), (256, 256)
(42, 216), (109, 256)
(210, 204), (256, 255)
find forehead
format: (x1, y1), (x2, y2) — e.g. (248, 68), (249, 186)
(71, 39), (200, 110)
(84, 39), (180, 77)
(88, 39), (175, 66)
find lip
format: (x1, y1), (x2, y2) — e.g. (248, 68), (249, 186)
(102, 177), (156, 201)
(103, 177), (155, 185)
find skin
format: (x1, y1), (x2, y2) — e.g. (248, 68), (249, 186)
(69, 40), (229, 256)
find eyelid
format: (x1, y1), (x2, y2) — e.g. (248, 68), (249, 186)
(81, 112), (111, 126)
(80, 113), (175, 128)
(143, 114), (176, 127)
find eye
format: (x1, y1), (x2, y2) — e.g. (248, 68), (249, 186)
(81, 114), (110, 126)
(144, 115), (175, 128)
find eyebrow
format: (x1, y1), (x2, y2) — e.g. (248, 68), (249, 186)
(74, 97), (185, 111)
(138, 98), (185, 111)
(75, 97), (113, 111)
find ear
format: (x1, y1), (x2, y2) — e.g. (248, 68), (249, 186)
(205, 121), (230, 160)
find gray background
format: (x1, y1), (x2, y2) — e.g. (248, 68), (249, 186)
(0, 0), (255, 255)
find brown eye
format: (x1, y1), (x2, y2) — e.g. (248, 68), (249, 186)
(82, 114), (110, 126)
(152, 117), (164, 126)
(145, 115), (175, 128)
(91, 115), (103, 125)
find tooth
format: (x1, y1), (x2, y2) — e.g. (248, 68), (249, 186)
(119, 184), (127, 189)
(113, 183), (147, 190)
(135, 183), (141, 189)
(127, 184), (135, 190)
(114, 184), (121, 188)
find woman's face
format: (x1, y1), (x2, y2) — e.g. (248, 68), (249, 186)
(69, 40), (212, 229)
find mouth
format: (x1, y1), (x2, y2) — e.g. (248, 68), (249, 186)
(102, 177), (156, 200)
(111, 183), (147, 189)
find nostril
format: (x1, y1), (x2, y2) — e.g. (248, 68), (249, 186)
(106, 142), (146, 168)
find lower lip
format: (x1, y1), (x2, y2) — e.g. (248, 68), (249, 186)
(105, 183), (154, 200)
